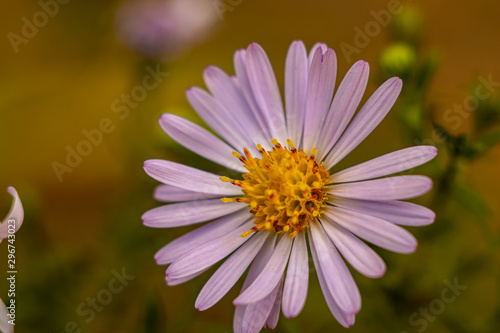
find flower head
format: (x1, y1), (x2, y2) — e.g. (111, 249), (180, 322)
(1, 186), (24, 333)
(143, 41), (437, 332)
(0, 187), (24, 243)
(115, 0), (218, 60)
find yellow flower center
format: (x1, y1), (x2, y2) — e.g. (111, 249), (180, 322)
(221, 139), (330, 238)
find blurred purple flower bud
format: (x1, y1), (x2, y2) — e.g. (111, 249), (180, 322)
(115, 0), (218, 60)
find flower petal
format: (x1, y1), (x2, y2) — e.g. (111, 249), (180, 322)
(284, 40), (308, 146)
(245, 43), (287, 143)
(153, 184), (222, 203)
(165, 218), (254, 280)
(142, 199), (247, 228)
(0, 187), (24, 241)
(234, 235), (277, 333)
(195, 232), (268, 311)
(332, 196), (436, 226)
(329, 175), (433, 201)
(317, 60), (369, 161)
(166, 268), (208, 286)
(203, 66), (268, 151)
(0, 298), (13, 333)
(324, 77), (402, 169)
(321, 217), (386, 278)
(324, 207), (417, 254)
(331, 146), (438, 183)
(186, 87), (249, 153)
(234, 235), (293, 305)
(282, 231), (308, 318)
(265, 277), (283, 329)
(155, 210), (251, 265)
(233, 49), (272, 143)
(309, 231), (356, 328)
(309, 221), (361, 314)
(239, 281), (282, 333)
(159, 113), (247, 172)
(144, 159), (242, 196)
(302, 48), (337, 152)
(307, 42), (327, 67)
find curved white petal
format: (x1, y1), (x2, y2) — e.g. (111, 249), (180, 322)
(143, 159), (242, 196)
(142, 199), (247, 228)
(234, 235), (293, 305)
(321, 217), (386, 278)
(329, 175), (433, 201)
(155, 210), (251, 265)
(307, 42), (327, 66)
(265, 278), (283, 329)
(0, 187), (24, 242)
(153, 184), (222, 202)
(284, 40), (308, 146)
(302, 48), (337, 152)
(195, 232), (268, 311)
(331, 146), (438, 183)
(238, 280), (282, 333)
(166, 268), (208, 286)
(309, 231), (356, 328)
(324, 207), (418, 254)
(317, 60), (369, 161)
(282, 231), (309, 318)
(234, 235), (277, 333)
(309, 221), (361, 314)
(324, 77), (402, 169)
(233, 49), (272, 144)
(165, 218), (254, 280)
(159, 113), (247, 172)
(245, 43), (287, 143)
(203, 66), (267, 150)
(0, 298), (13, 333)
(186, 87), (250, 153)
(332, 196), (436, 226)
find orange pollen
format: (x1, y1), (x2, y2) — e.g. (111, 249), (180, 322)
(220, 139), (330, 238)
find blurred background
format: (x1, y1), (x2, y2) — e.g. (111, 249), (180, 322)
(1, 0), (499, 332)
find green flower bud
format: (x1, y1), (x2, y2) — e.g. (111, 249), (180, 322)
(390, 6), (424, 45)
(379, 43), (417, 77)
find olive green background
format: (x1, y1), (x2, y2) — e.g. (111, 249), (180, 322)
(1, 0), (499, 332)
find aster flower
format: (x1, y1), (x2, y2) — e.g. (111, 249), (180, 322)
(143, 41), (437, 332)
(1, 187), (24, 333)
(115, 0), (218, 60)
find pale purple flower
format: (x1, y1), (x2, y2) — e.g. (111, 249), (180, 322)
(115, 0), (218, 60)
(0, 187), (23, 243)
(1, 187), (24, 333)
(0, 298), (12, 333)
(143, 41), (437, 332)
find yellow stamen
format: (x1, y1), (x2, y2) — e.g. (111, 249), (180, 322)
(221, 139), (330, 238)
(240, 230), (254, 238)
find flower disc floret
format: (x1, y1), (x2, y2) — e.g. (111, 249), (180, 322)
(221, 139), (330, 238)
